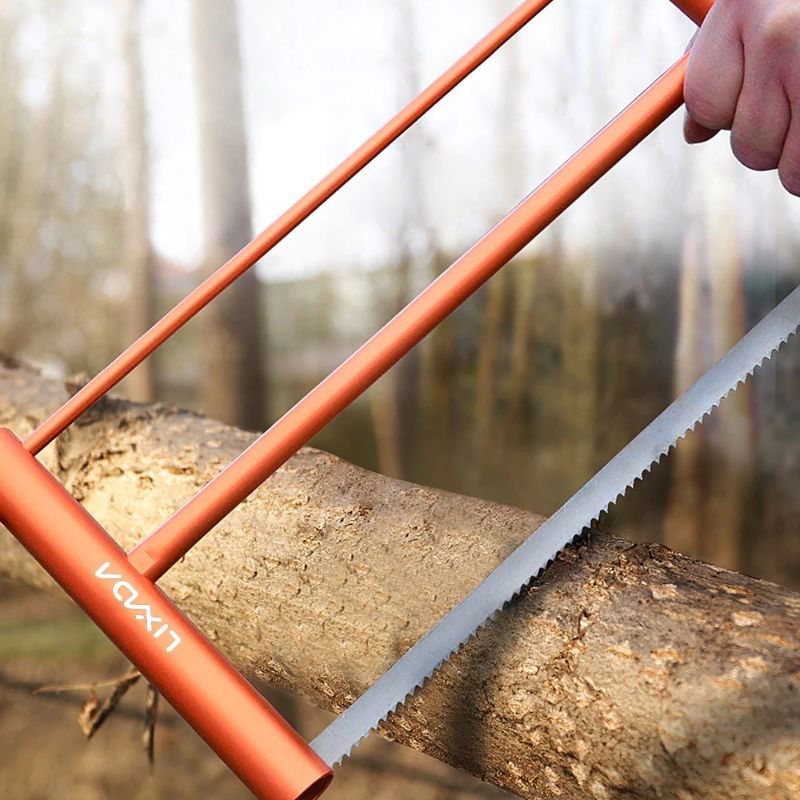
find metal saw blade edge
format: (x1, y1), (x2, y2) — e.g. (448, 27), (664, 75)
(310, 284), (800, 767)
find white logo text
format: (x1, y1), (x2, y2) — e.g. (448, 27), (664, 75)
(95, 562), (182, 653)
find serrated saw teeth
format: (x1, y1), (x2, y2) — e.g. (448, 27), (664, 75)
(311, 287), (800, 768)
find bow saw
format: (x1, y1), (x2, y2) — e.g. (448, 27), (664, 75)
(1, 0), (794, 797)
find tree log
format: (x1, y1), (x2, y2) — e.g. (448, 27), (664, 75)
(0, 359), (798, 799)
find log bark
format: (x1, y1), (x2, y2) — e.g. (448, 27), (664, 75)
(0, 359), (798, 800)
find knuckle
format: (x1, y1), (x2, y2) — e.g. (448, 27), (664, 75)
(730, 131), (779, 171)
(757, 4), (800, 52)
(684, 82), (731, 131)
(778, 161), (800, 196)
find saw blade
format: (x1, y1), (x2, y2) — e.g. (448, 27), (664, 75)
(311, 284), (800, 767)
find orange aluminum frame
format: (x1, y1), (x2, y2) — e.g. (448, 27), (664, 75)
(0, 1), (714, 799)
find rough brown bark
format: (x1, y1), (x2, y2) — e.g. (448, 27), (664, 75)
(0, 360), (798, 800)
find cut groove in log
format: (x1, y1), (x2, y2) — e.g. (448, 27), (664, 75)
(0, 361), (798, 799)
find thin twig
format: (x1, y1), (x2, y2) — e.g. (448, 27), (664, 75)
(143, 682), (159, 769)
(85, 671), (142, 739)
(34, 670), (142, 695)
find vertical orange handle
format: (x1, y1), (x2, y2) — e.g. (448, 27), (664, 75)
(0, 430), (332, 800)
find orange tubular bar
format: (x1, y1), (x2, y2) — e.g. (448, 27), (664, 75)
(129, 53), (692, 582)
(0, 430), (332, 800)
(670, 0), (714, 25)
(23, 0), (555, 457)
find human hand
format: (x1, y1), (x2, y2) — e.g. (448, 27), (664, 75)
(683, 0), (800, 195)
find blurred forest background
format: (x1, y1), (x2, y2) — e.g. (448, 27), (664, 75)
(1, 0), (800, 798)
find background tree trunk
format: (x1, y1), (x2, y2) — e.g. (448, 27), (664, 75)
(703, 162), (754, 572)
(118, 0), (157, 403)
(191, 0), (266, 431)
(369, 0), (428, 481)
(0, 0), (67, 357)
(0, 360), (797, 800)
(663, 217), (706, 556)
(664, 156), (755, 571)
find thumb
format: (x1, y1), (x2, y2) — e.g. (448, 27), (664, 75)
(684, 110), (719, 144)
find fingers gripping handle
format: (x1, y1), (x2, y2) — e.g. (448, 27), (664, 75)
(0, 430), (332, 800)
